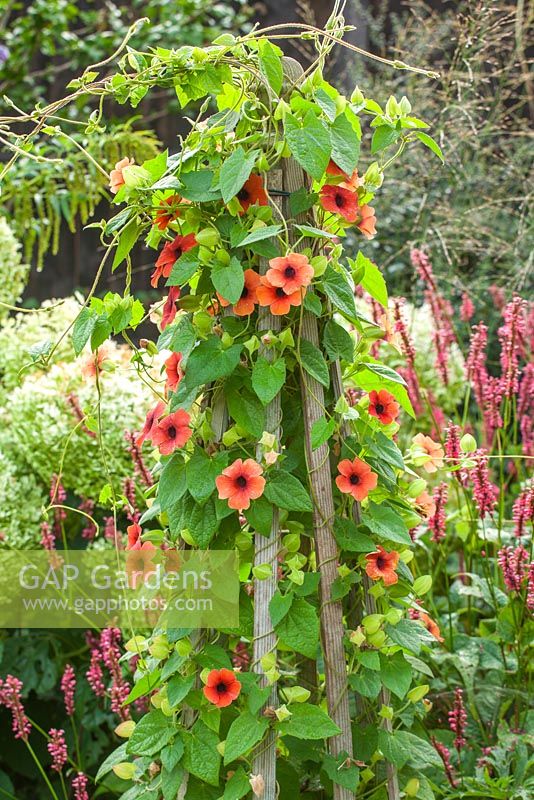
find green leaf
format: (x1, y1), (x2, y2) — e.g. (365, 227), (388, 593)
(333, 518), (375, 552)
(415, 131), (444, 162)
(258, 39), (283, 94)
(384, 619), (433, 656)
(221, 766), (250, 799)
(186, 449), (228, 505)
(226, 387), (265, 438)
(357, 252), (388, 308)
(299, 339), (330, 388)
(124, 668), (162, 705)
(294, 223), (337, 240)
(322, 753), (360, 791)
(311, 416), (336, 449)
(377, 729), (409, 768)
(112, 219), (140, 271)
(219, 146), (259, 204)
(290, 188), (318, 216)
(127, 710), (175, 756)
(276, 598), (319, 659)
(157, 315), (197, 362)
(278, 703), (340, 739)
(378, 729), (442, 770)
(179, 170), (221, 202)
(365, 432), (404, 471)
(244, 496), (273, 536)
(304, 291), (323, 316)
(322, 266), (357, 322)
(159, 456), (187, 511)
(185, 336), (242, 386)
(269, 590), (293, 627)
(371, 125), (400, 154)
(224, 712), (269, 765)
(284, 111), (331, 181)
(264, 470), (312, 512)
(95, 742), (128, 782)
(166, 248), (201, 286)
(237, 225), (282, 247)
(161, 739), (185, 773)
(72, 308), (97, 355)
(358, 361), (406, 386)
(323, 321), (354, 362)
(330, 111), (361, 175)
(90, 314), (112, 350)
(211, 256), (244, 304)
(183, 720), (221, 787)
(349, 668), (381, 699)
(167, 675), (195, 708)
(251, 357), (286, 405)
(360, 502), (411, 546)
(379, 652), (412, 699)
(162, 764), (185, 800)
(185, 496), (219, 549)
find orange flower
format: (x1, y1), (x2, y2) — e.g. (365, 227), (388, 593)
(109, 157), (134, 194)
(151, 410), (192, 455)
(215, 458), (265, 511)
(419, 611), (444, 642)
(266, 253), (314, 294)
(320, 184), (360, 223)
(161, 286), (181, 330)
(165, 352), (184, 392)
(136, 401), (166, 447)
(126, 541), (157, 589)
(151, 233), (197, 288)
(218, 269), (261, 316)
(335, 457), (378, 501)
(355, 205), (376, 239)
(154, 195), (182, 230)
(365, 546), (399, 586)
(415, 490), (436, 519)
(236, 174), (268, 214)
(326, 160), (359, 190)
(203, 668), (241, 708)
(126, 523), (142, 551)
(412, 433), (445, 474)
(256, 276), (303, 316)
(80, 343), (112, 380)
(368, 389), (400, 425)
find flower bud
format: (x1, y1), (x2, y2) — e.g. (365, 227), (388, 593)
(405, 778), (419, 796)
(113, 762), (136, 780)
(249, 773), (265, 797)
(460, 433), (477, 453)
(274, 704), (292, 722)
(114, 720), (136, 738)
(407, 684), (429, 703)
(195, 228), (220, 248)
(413, 575), (432, 595)
(407, 478), (427, 498)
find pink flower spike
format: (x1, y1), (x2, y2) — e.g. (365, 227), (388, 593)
(61, 664), (76, 716)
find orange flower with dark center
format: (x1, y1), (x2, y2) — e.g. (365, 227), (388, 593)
(365, 545), (399, 586)
(154, 195), (183, 230)
(151, 233), (197, 288)
(419, 612), (444, 642)
(266, 253), (314, 294)
(215, 458), (266, 511)
(236, 174), (268, 214)
(126, 522), (142, 551)
(326, 160), (359, 190)
(165, 352), (184, 392)
(126, 541), (157, 589)
(335, 457), (378, 501)
(136, 401), (166, 447)
(415, 491), (436, 519)
(218, 269), (261, 316)
(356, 205), (377, 239)
(161, 286), (181, 330)
(368, 389), (400, 425)
(203, 668), (241, 708)
(320, 184), (360, 223)
(256, 276), (303, 316)
(151, 410), (192, 455)
(109, 157), (134, 194)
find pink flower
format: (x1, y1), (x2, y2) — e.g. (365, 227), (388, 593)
(151, 409), (192, 455)
(460, 291), (475, 322)
(61, 664), (76, 716)
(448, 688), (467, 751)
(428, 482), (448, 542)
(445, 422), (468, 486)
(470, 449), (497, 518)
(72, 772), (89, 800)
(109, 157), (134, 194)
(136, 401), (166, 448)
(48, 728), (68, 772)
(513, 482), (534, 538)
(498, 545), (528, 592)
(0, 675), (31, 740)
(498, 295), (527, 399)
(432, 737), (457, 787)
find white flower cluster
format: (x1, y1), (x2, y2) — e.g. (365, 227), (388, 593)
(0, 298), (156, 547)
(0, 216), (30, 324)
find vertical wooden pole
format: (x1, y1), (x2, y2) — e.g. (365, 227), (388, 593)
(331, 361), (400, 800)
(251, 168), (284, 799)
(278, 57), (354, 800)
